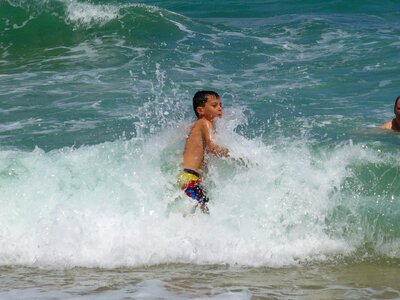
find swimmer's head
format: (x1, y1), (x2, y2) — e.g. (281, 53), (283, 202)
(394, 95), (400, 117)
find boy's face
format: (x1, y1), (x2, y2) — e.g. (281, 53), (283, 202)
(197, 95), (223, 121)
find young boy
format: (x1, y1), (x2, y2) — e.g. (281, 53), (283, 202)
(381, 96), (400, 131)
(177, 91), (230, 214)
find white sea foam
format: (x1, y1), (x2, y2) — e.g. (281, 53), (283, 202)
(1, 108), (397, 268)
(64, 0), (120, 27)
(0, 119), (43, 133)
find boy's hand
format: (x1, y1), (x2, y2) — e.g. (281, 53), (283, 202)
(233, 156), (258, 167)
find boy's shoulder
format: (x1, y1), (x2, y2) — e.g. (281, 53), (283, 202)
(187, 118), (212, 140)
(192, 117), (212, 129)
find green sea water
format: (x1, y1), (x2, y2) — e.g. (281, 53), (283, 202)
(1, 0), (400, 298)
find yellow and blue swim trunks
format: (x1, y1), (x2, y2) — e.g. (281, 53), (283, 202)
(177, 168), (209, 205)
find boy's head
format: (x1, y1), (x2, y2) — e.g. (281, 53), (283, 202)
(193, 90), (220, 118)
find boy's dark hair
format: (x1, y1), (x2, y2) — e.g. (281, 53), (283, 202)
(193, 90), (220, 118)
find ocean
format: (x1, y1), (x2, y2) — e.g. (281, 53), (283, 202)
(1, 0), (400, 299)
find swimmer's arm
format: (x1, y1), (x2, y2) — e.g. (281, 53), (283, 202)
(380, 120), (393, 129)
(202, 121), (229, 157)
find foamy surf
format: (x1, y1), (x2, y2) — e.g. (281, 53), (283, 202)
(1, 109), (398, 268)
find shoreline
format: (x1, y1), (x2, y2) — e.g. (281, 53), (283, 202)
(1, 261), (399, 299)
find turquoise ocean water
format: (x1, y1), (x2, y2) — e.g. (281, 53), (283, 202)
(1, 0), (400, 298)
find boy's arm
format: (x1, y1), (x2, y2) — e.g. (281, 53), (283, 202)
(202, 120), (229, 157)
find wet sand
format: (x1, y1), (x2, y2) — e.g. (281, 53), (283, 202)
(1, 260), (399, 299)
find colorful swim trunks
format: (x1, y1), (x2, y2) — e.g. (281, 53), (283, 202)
(177, 168), (209, 206)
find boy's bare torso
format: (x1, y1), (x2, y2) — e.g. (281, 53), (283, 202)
(182, 118), (229, 172)
(182, 118), (209, 171)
